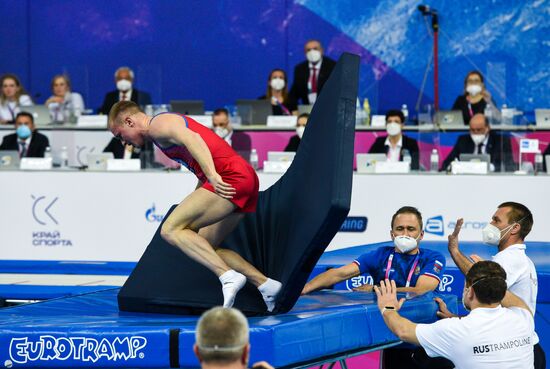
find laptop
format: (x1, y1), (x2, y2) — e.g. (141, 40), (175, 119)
(236, 99), (272, 125)
(87, 152), (114, 171)
(298, 104), (313, 115)
(0, 150), (20, 170)
(20, 105), (52, 126)
(434, 110), (464, 126)
(459, 153), (491, 163)
(356, 153), (386, 173)
(267, 151), (296, 162)
(535, 109), (550, 127)
(170, 100), (205, 115)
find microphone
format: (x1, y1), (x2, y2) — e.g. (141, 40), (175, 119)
(418, 4), (437, 15)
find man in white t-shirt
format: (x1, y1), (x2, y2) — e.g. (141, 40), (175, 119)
(447, 201), (544, 368)
(375, 261), (534, 369)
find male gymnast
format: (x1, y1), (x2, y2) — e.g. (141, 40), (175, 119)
(108, 101), (281, 310)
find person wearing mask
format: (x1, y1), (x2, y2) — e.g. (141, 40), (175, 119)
(258, 69), (297, 115)
(0, 74), (33, 125)
(99, 66), (151, 115)
(452, 70), (499, 126)
(289, 40), (336, 105)
(0, 112), (49, 157)
(284, 113), (308, 152)
(194, 307), (274, 369)
(212, 108), (251, 161)
(441, 113), (514, 172)
(302, 206), (450, 369)
(368, 110), (420, 170)
(446, 202), (545, 369)
(375, 261), (535, 369)
(45, 74), (85, 123)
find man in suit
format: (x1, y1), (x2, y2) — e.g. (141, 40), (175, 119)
(212, 108), (252, 162)
(0, 112), (49, 157)
(441, 113), (514, 172)
(99, 66), (151, 115)
(369, 110), (420, 170)
(289, 40), (336, 105)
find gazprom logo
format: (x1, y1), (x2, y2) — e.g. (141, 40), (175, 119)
(145, 204), (164, 223)
(9, 336), (147, 364)
(339, 216), (368, 233)
(425, 215), (444, 236)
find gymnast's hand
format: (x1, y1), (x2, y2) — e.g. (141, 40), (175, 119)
(434, 297), (458, 319)
(208, 173), (236, 199)
(353, 284), (373, 292)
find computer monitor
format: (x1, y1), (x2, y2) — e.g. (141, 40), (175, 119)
(170, 100), (205, 115)
(459, 153), (491, 163)
(87, 153), (114, 171)
(298, 104), (313, 114)
(267, 151), (296, 162)
(434, 110), (464, 126)
(236, 99), (272, 125)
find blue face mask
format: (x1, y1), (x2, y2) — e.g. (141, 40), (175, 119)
(16, 125), (31, 139)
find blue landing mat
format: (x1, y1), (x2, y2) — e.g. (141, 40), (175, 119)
(0, 288), (456, 368)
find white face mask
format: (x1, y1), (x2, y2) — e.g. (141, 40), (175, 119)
(214, 127), (230, 139)
(270, 78), (285, 91)
(116, 79), (132, 92)
(296, 126), (305, 139)
(466, 84), (482, 96)
(386, 122), (402, 136)
(393, 234), (420, 253)
(306, 49), (322, 63)
(470, 133), (486, 145)
(481, 223), (515, 245)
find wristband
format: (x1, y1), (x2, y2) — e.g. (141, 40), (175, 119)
(381, 306), (396, 316)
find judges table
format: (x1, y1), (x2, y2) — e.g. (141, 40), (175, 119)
(0, 170), (548, 264)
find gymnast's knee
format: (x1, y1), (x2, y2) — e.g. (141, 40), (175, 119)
(161, 221), (197, 246)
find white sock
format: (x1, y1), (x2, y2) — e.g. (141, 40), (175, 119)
(219, 270), (247, 308)
(258, 278), (282, 312)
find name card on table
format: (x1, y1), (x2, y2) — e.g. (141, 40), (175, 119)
(374, 161), (410, 174)
(188, 115), (213, 128)
(106, 159), (141, 171)
(263, 160), (292, 173)
(20, 157), (53, 170)
(451, 161), (488, 175)
(519, 139), (539, 153)
(371, 115), (386, 128)
(77, 115), (108, 128)
(266, 115), (297, 128)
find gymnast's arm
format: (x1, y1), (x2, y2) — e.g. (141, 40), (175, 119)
(395, 275), (440, 295)
(301, 263), (360, 295)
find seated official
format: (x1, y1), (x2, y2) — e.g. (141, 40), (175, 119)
(441, 113), (514, 172)
(45, 74), (85, 122)
(0, 74), (33, 125)
(452, 70), (500, 125)
(0, 112), (49, 157)
(212, 108), (251, 161)
(303, 206), (450, 369)
(99, 66), (151, 115)
(258, 69), (297, 115)
(376, 261), (535, 369)
(103, 137), (140, 159)
(194, 307), (274, 369)
(284, 113), (308, 152)
(543, 144), (549, 172)
(368, 110), (420, 170)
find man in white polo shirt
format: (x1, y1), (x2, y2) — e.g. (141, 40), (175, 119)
(447, 201), (544, 368)
(375, 261), (534, 369)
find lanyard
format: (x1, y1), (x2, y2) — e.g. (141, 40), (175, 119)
(385, 250), (421, 288)
(467, 102), (474, 118)
(272, 97), (291, 116)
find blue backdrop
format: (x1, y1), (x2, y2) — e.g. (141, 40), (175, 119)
(1, 0), (548, 116)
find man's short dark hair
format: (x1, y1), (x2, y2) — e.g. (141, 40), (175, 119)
(466, 261), (507, 304)
(15, 112), (34, 124)
(213, 108), (229, 117)
(298, 113), (309, 120)
(391, 206), (423, 229)
(498, 202), (533, 240)
(385, 110), (405, 124)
